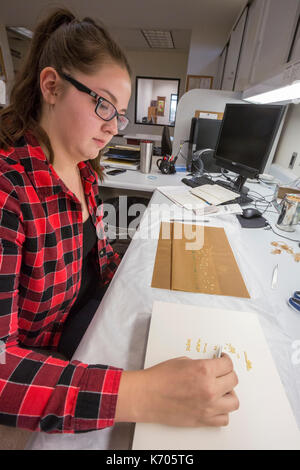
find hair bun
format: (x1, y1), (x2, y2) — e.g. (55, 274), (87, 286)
(35, 8), (76, 37)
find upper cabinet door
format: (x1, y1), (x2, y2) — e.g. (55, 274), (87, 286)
(234, 0), (265, 91)
(287, 9), (300, 63)
(221, 7), (248, 91)
(214, 44), (228, 90)
(250, 0), (300, 84)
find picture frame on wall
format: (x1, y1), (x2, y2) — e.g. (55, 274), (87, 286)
(186, 75), (213, 92)
(157, 96), (166, 116)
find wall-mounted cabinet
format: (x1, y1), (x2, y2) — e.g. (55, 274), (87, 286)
(214, 44), (227, 91)
(249, 0), (300, 86)
(288, 13), (300, 63)
(217, 0), (300, 92)
(220, 6), (248, 91)
(234, 0), (265, 91)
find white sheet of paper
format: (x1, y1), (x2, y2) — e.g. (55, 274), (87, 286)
(132, 301), (300, 450)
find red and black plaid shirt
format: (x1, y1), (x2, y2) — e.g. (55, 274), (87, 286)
(0, 132), (122, 433)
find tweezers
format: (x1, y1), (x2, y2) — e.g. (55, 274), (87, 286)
(271, 264), (278, 289)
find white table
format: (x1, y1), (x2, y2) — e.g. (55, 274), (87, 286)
(28, 176), (300, 450)
(101, 159), (187, 192)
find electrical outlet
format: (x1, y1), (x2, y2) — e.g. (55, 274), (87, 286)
(289, 152), (298, 169)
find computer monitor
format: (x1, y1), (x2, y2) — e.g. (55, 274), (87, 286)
(214, 103), (286, 193)
(194, 118), (222, 151)
(186, 117), (222, 171)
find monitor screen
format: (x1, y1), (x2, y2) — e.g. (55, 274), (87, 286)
(186, 117), (223, 172)
(191, 118), (222, 151)
(214, 103), (285, 178)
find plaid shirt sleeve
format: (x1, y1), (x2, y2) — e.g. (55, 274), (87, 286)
(0, 166), (123, 434)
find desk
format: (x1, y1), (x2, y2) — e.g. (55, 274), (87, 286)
(101, 159), (186, 192)
(28, 177), (300, 450)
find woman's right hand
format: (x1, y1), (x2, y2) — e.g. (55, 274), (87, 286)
(115, 354), (239, 427)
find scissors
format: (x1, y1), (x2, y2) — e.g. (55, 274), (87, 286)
(288, 291), (300, 313)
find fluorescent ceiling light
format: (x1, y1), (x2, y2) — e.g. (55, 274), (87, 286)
(245, 81), (300, 104)
(8, 27), (33, 39)
(141, 30), (174, 48)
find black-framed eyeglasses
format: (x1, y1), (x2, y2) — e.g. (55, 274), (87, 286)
(60, 72), (130, 131)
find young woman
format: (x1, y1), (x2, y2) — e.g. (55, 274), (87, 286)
(0, 8), (239, 435)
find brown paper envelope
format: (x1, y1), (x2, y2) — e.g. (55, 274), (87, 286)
(171, 222), (205, 292)
(152, 222), (250, 298)
(172, 224), (250, 298)
(151, 222), (173, 290)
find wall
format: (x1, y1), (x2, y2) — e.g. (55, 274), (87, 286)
(273, 104), (300, 177)
(186, 29), (227, 89)
(136, 78), (153, 122)
(124, 49), (189, 138)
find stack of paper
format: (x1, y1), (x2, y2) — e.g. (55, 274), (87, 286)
(102, 157), (139, 171)
(102, 144), (140, 170)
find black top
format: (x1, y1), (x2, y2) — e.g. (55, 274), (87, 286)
(68, 216), (99, 315)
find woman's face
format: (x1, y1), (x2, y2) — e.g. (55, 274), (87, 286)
(41, 63), (132, 163)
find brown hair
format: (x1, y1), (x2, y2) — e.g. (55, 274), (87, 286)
(0, 8), (131, 180)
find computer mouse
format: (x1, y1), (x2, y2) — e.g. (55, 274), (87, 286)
(241, 208), (262, 219)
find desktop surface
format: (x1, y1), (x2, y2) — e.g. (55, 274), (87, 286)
(101, 159), (187, 192)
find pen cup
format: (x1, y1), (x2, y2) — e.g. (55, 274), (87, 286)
(140, 141), (153, 174)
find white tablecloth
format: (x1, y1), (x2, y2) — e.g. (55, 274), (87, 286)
(28, 182), (300, 449)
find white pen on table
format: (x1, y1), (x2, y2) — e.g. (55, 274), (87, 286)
(169, 218), (210, 223)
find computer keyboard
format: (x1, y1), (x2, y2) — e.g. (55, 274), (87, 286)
(181, 176), (253, 206)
